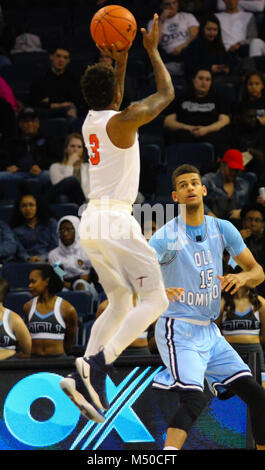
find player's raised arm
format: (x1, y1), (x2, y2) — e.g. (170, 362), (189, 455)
(107, 13), (175, 146)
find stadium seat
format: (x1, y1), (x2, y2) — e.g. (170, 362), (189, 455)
(0, 204), (14, 225)
(39, 117), (69, 142)
(4, 290), (32, 317)
(58, 291), (97, 347)
(1, 262), (44, 290)
(164, 143), (215, 173)
(155, 173), (173, 202)
(140, 143), (162, 168)
(58, 290), (97, 320)
(49, 203), (79, 220)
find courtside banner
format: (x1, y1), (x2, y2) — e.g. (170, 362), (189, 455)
(0, 356), (247, 451)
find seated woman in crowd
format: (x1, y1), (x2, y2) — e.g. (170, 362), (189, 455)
(163, 67), (231, 159)
(23, 264), (78, 358)
(216, 265), (265, 383)
(183, 13), (230, 81)
(48, 133), (89, 206)
(48, 215), (99, 298)
(0, 277), (31, 360)
(240, 70), (265, 125)
(10, 192), (58, 262)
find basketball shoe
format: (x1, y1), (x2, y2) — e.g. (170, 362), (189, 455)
(60, 371), (105, 423)
(75, 351), (110, 410)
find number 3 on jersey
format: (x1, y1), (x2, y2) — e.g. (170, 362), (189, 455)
(89, 134), (100, 165)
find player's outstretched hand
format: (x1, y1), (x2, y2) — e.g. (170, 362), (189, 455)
(141, 13), (159, 53)
(96, 43), (131, 63)
(217, 273), (247, 295)
(165, 287), (184, 302)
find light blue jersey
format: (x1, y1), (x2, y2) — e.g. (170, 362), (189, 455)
(149, 215), (246, 322)
(150, 215), (251, 395)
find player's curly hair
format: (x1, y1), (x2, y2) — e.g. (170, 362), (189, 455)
(223, 265), (261, 320)
(80, 63), (116, 110)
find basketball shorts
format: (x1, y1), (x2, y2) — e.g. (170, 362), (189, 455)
(153, 317), (252, 398)
(79, 202), (164, 294)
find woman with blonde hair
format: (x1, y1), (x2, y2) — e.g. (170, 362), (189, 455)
(47, 133), (90, 206)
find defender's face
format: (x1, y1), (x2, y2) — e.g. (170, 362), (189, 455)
(172, 173), (207, 207)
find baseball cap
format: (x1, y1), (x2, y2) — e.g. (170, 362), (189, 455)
(221, 149), (245, 170)
(18, 107), (38, 121)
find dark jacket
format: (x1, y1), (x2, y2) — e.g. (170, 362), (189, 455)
(0, 131), (61, 171)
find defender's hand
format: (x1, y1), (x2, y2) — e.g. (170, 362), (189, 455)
(166, 287), (184, 302)
(217, 273), (247, 295)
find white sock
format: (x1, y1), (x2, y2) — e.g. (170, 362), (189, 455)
(164, 446), (179, 450)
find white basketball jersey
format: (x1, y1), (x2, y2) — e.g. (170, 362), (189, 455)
(82, 109), (140, 205)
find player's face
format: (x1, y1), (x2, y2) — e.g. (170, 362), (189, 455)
(59, 221), (75, 246)
(172, 173), (207, 207)
(19, 195), (37, 222)
(247, 74), (264, 99)
(29, 270), (49, 296)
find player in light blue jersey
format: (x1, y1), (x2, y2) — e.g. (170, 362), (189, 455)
(149, 163), (265, 450)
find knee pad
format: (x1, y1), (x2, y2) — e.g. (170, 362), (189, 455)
(169, 390), (207, 433)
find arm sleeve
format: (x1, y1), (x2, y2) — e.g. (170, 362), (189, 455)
(217, 218), (247, 258)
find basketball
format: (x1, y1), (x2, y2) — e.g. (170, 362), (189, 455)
(90, 5), (137, 51)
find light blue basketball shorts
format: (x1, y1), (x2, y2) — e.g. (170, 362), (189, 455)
(153, 316), (252, 398)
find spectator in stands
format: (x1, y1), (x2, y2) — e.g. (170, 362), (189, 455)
(11, 192), (58, 263)
(202, 148), (256, 223)
(183, 13), (230, 81)
(216, 265), (265, 379)
(230, 103), (265, 179)
(0, 219), (26, 264)
(29, 44), (84, 119)
(240, 204), (265, 265)
(0, 76), (17, 112)
(240, 70), (265, 125)
(215, 0), (259, 65)
(49, 133), (89, 205)
(147, 0), (199, 76)
(0, 107), (61, 196)
(163, 67), (231, 158)
(0, 97), (16, 144)
(217, 0), (265, 12)
(0, 277), (31, 360)
(0, 5), (14, 69)
(48, 215), (98, 298)
(23, 264), (78, 358)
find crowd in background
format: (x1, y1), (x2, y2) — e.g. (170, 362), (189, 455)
(0, 0), (265, 364)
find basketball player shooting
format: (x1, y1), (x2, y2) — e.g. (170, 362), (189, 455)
(60, 14), (182, 422)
